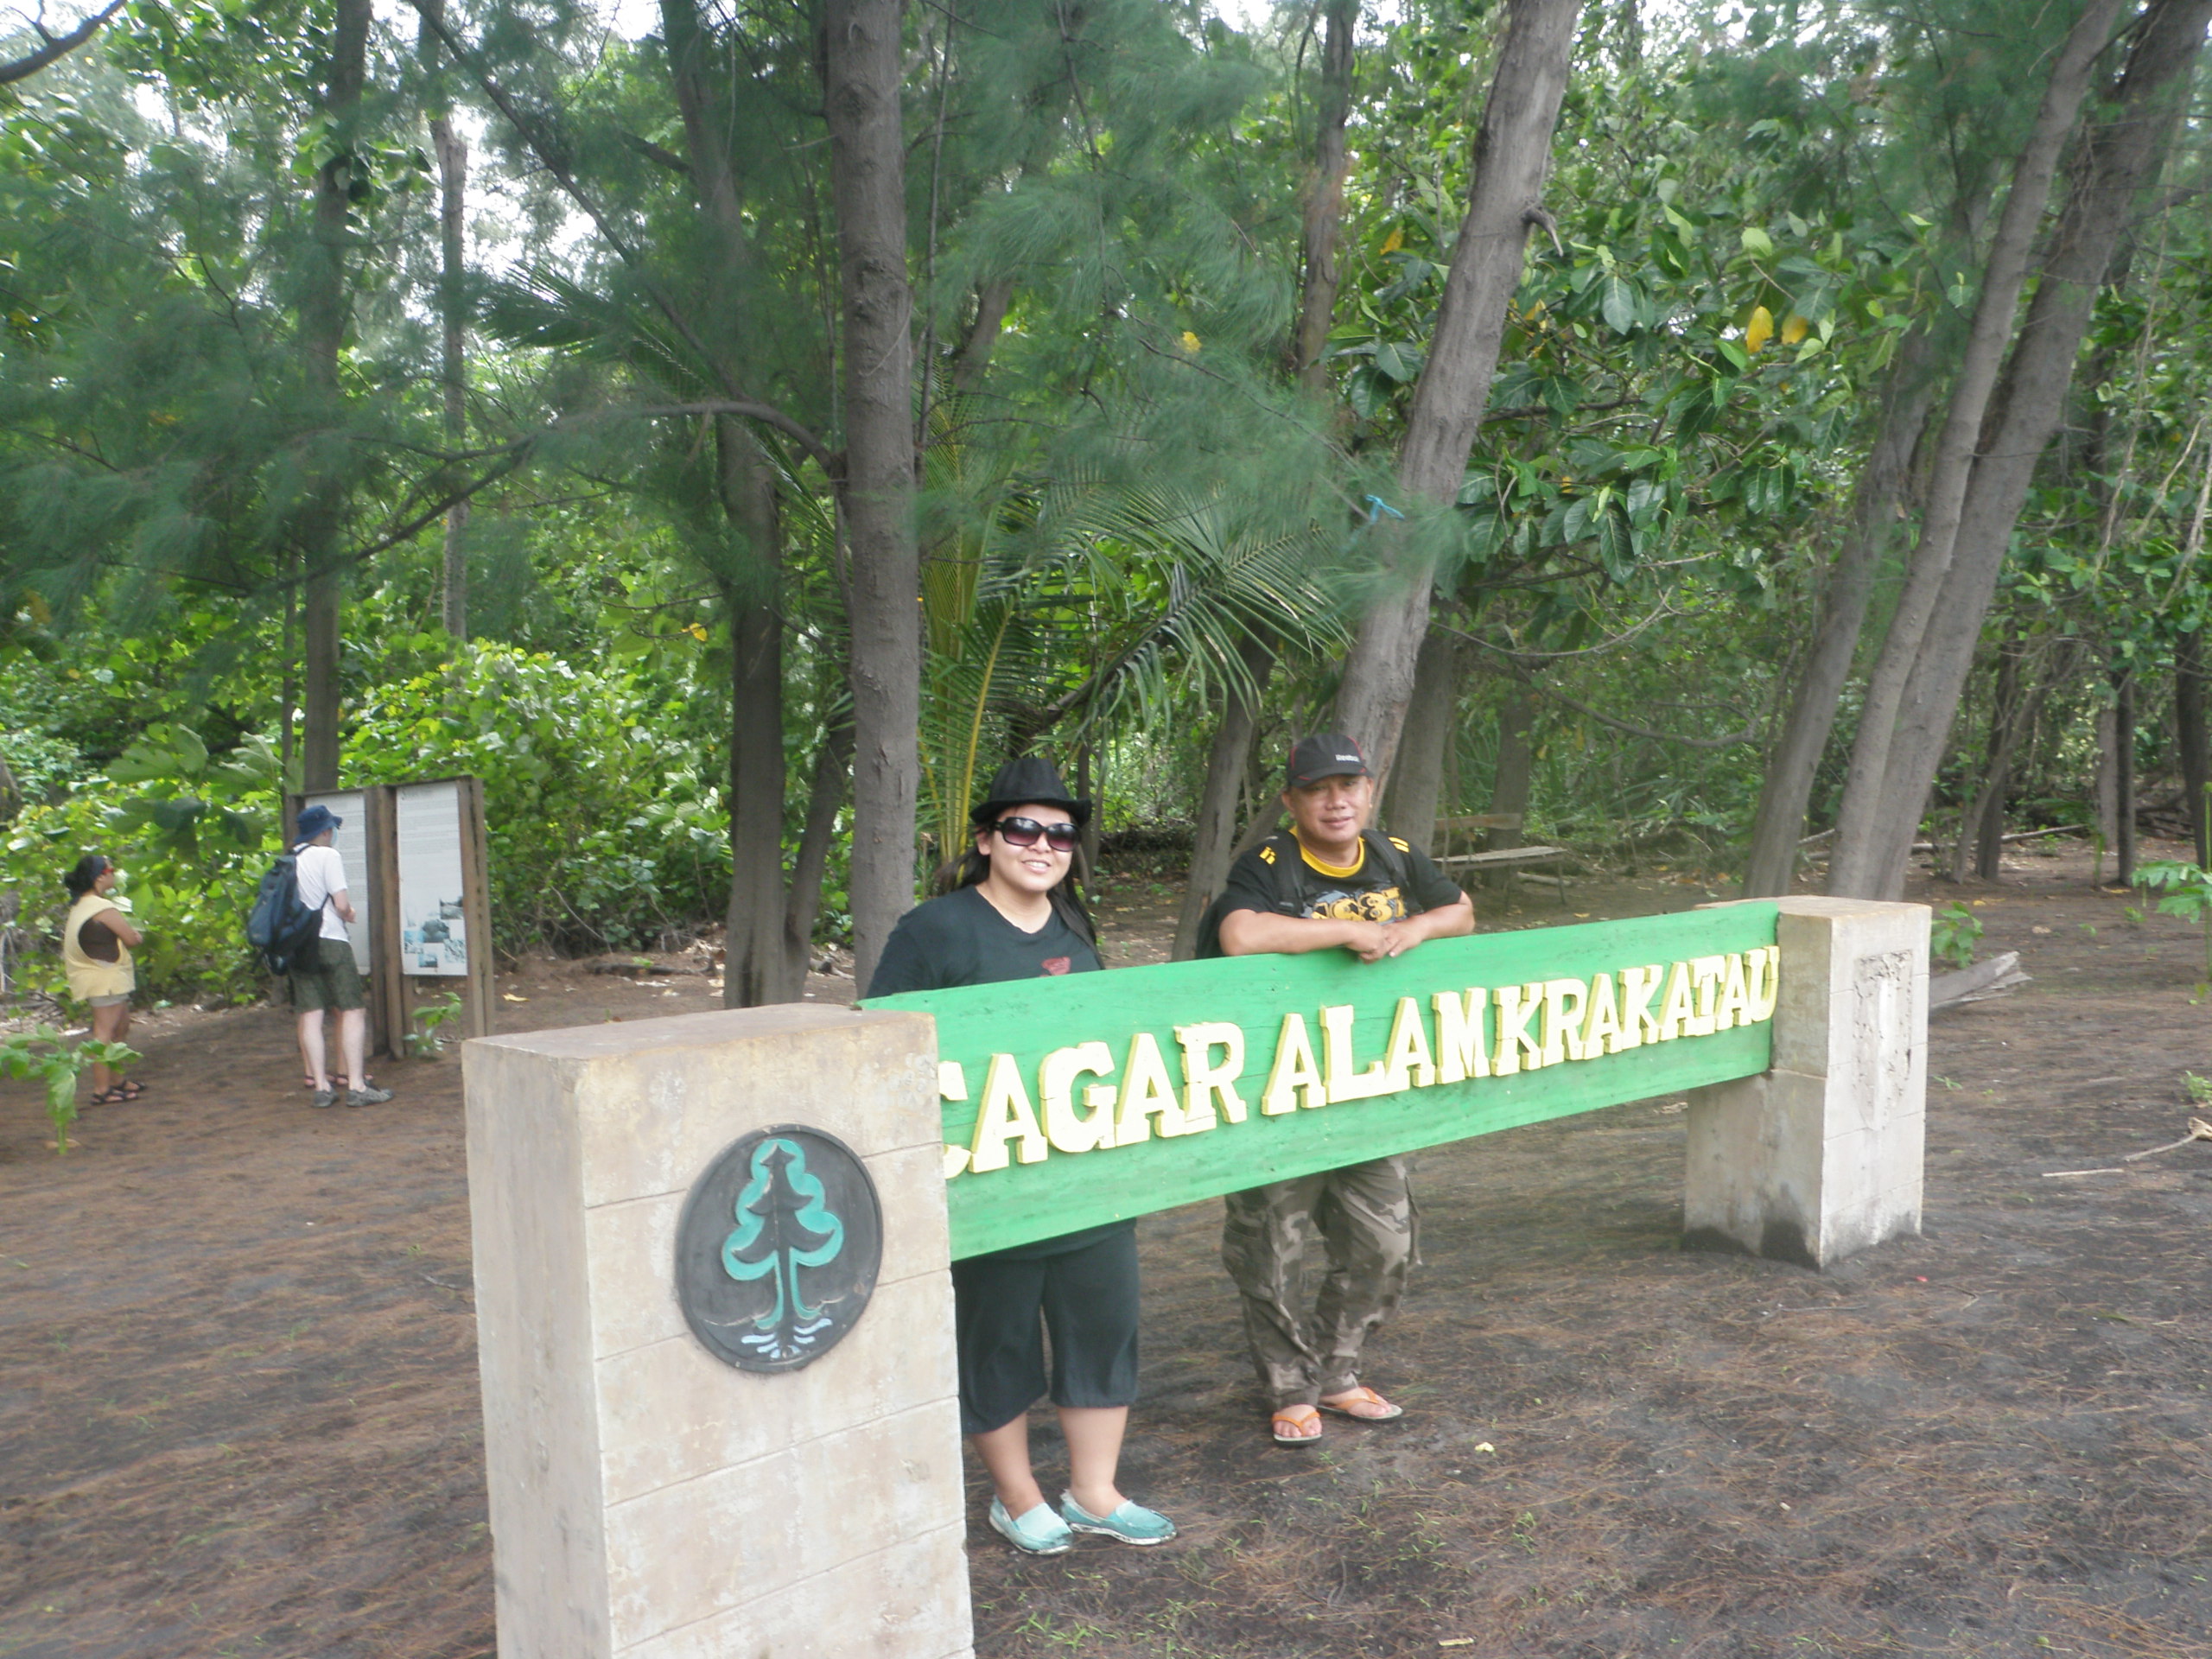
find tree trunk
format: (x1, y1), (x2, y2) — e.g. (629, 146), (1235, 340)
(1740, 327), (1939, 894)
(420, 0), (470, 639)
(1953, 635), (2022, 881)
(2179, 628), (2209, 868)
(1826, 0), (2126, 898)
(1173, 632), (1276, 960)
(296, 0), (372, 794)
(1332, 0), (1580, 777)
(824, 0), (920, 991)
(1289, 0), (1357, 391)
(1840, 0), (2212, 899)
(2094, 698), (2120, 855)
(784, 708), (854, 983)
(950, 279), (1013, 393)
(1380, 627), (1463, 850)
(718, 423), (797, 1007)
(2113, 667), (2137, 886)
(433, 114), (470, 639)
(1489, 683), (1538, 824)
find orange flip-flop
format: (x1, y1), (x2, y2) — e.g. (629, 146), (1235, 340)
(1271, 1404), (1323, 1446)
(1319, 1385), (1404, 1421)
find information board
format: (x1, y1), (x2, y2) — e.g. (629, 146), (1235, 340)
(395, 780), (471, 977)
(866, 902), (1781, 1258)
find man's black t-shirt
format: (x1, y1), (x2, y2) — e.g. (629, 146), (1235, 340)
(865, 885), (1101, 996)
(1201, 831), (1465, 957)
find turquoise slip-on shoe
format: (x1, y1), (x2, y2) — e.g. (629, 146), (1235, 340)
(988, 1498), (1074, 1555)
(1058, 1492), (1177, 1545)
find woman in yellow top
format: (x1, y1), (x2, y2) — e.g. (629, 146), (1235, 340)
(60, 853), (144, 1104)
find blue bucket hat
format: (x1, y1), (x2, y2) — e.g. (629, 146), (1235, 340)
(294, 803), (342, 845)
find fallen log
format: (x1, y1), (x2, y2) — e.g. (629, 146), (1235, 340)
(1929, 950), (2029, 1012)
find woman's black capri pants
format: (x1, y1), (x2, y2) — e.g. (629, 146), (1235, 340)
(950, 1222), (1141, 1435)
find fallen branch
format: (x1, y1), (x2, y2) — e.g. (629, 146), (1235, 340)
(2120, 1116), (2212, 1161)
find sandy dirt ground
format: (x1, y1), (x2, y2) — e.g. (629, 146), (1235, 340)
(3, 837), (2209, 1657)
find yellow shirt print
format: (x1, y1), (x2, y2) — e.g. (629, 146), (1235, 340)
(1296, 842), (1408, 923)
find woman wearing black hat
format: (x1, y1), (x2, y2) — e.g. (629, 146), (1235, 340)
(868, 756), (1176, 1556)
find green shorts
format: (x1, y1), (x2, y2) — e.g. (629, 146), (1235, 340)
(290, 938), (365, 1012)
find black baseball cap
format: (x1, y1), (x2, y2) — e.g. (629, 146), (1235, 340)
(1286, 734), (1372, 788)
(969, 755), (1093, 827)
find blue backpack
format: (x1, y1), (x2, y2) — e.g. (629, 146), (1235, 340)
(247, 852), (326, 974)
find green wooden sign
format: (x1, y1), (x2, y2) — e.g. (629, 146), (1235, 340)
(864, 903), (1780, 1258)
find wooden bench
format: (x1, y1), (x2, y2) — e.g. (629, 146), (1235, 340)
(1429, 813), (1571, 905)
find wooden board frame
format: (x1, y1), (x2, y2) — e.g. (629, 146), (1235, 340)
(289, 777), (493, 1057)
(868, 902), (1781, 1258)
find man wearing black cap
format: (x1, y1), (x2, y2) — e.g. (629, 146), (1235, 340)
(1198, 734), (1472, 1446)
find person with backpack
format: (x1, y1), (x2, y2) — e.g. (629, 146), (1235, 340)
(286, 804), (391, 1109)
(867, 757), (1176, 1558)
(1196, 734), (1473, 1447)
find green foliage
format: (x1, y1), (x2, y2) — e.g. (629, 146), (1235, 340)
(2134, 861), (2212, 989)
(404, 990), (467, 1058)
(0, 1024), (137, 1154)
(341, 645), (729, 953)
(1929, 902), (1983, 970)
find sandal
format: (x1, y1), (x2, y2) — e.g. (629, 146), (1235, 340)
(112, 1079), (145, 1101)
(1271, 1404), (1323, 1446)
(88, 1085), (137, 1105)
(1319, 1385), (1403, 1422)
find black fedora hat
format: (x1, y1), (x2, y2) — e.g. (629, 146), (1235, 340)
(969, 755), (1092, 827)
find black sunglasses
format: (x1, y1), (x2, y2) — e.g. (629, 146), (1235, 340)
(993, 816), (1080, 852)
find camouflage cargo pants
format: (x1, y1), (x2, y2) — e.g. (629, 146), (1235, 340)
(1220, 1156), (1414, 1409)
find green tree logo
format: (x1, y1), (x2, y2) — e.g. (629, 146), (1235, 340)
(720, 1137), (848, 1363)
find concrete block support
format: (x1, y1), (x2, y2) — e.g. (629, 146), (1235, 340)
(463, 1005), (973, 1659)
(1684, 897), (1929, 1268)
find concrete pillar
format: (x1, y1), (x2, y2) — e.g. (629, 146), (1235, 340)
(463, 1004), (973, 1659)
(1684, 897), (1928, 1268)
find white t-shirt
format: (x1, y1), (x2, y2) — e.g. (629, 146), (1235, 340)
(294, 843), (352, 942)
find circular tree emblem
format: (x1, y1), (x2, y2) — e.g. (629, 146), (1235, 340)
(674, 1125), (884, 1373)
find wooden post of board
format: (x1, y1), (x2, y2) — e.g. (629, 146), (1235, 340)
(363, 785), (404, 1059)
(391, 775), (494, 1052)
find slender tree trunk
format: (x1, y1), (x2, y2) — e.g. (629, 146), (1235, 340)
(1953, 635), (2022, 881)
(1740, 327), (1939, 894)
(433, 114), (470, 638)
(1827, 0), (2126, 896)
(1332, 0), (1580, 777)
(2113, 667), (2138, 886)
(950, 279), (1013, 393)
(1381, 628), (1463, 849)
(2094, 698), (2120, 853)
(1844, 0), (2212, 898)
(1489, 683), (1538, 823)
(824, 0), (920, 991)
(1290, 0), (1357, 390)
(1173, 633), (1276, 960)
(2179, 629), (2209, 868)
(280, 557), (299, 787)
(718, 423), (797, 1007)
(420, 0), (470, 639)
(297, 0), (372, 794)
(784, 709), (854, 983)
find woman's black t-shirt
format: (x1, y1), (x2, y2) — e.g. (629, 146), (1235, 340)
(867, 885), (1101, 995)
(867, 884), (1121, 1259)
